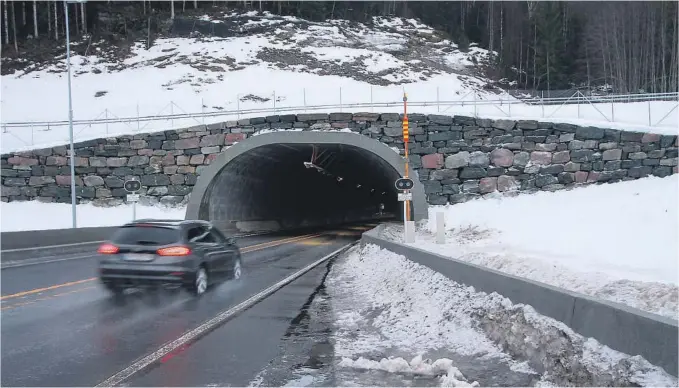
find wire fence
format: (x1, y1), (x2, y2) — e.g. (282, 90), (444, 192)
(1, 90), (677, 152)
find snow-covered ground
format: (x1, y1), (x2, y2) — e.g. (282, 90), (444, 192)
(382, 174), (679, 320)
(325, 244), (677, 386)
(0, 201), (186, 232)
(2, 12), (677, 153)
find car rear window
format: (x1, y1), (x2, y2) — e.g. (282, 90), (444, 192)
(111, 225), (181, 246)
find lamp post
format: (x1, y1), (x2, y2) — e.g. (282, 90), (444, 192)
(64, 0), (84, 228)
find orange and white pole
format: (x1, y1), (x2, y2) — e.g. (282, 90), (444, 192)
(403, 93), (410, 224)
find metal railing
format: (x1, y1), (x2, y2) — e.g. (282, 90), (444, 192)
(2, 90), (677, 151)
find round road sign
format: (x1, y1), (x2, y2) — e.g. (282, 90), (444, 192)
(395, 177), (414, 191)
(124, 179), (142, 193)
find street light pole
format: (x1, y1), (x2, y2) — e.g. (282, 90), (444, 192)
(64, 0), (77, 228)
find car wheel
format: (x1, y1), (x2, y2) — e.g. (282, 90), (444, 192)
(188, 267), (208, 296)
(232, 259), (242, 280)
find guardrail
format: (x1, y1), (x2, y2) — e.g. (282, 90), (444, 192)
(2, 91), (677, 128)
(1, 90), (677, 151)
(360, 225), (678, 377)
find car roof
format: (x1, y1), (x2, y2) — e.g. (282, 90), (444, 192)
(120, 219), (211, 228)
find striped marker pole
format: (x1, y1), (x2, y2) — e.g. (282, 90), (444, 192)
(403, 93), (410, 225)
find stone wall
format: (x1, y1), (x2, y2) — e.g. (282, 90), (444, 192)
(1, 113), (677, 206)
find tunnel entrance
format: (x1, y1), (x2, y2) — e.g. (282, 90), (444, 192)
(185, 132), (428, 233)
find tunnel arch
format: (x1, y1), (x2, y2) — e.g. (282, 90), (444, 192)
(185, 131), (428, 232)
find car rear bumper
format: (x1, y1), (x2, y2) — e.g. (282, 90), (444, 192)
(99, 263), (193, 287)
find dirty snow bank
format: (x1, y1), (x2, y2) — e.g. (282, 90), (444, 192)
(329, 244), (677, 386)
(339, 355), (479, 387)
(383, 175), (679, 320)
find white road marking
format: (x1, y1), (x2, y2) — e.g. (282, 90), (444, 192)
(94, 242), (356, 387)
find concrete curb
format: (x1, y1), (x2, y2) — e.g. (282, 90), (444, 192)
(361, 225), (678, 377)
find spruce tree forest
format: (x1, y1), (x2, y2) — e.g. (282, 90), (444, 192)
(1, 1), (677, 94)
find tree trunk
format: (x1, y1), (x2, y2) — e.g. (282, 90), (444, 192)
(74, 3), (79, 36)
(21, 1), (26, 26)
(171, 0), (175, 19)
(47, 0), (51, 36)
(81, 2), (86, 34)
(33, 0), (37, 38)
(11, 1), (17, 52)
(54, 1), (58, 40)
(4, 0), (9, 45)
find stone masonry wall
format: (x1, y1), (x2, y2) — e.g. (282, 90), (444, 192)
(1, 113), (677, 206)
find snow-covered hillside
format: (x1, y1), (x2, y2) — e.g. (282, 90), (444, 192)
(1, 11), (677, 153)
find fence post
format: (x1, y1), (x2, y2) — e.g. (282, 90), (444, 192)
(303, 88), (307, 112)
(273, 90), (276, 114)
(611, 101), (615, 122)
(436, 211), (445, 244)
(648, 100), (652, 126)
(473, 92), (477, 117)
(370, 86), (373, 112)
(436, 86), (440, 113)
(340, 87), (344, 112)
(541, 90), (545, 118)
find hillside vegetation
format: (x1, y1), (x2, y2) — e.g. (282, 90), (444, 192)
(1, 1), (677, 94)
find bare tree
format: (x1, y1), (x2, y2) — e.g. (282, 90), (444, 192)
(33, 0), (37, 38)
(10, 0), (17, 51)
(3, 0), (8, 45)
(54, 1), (58, 40)
(81, 2), (86, 34)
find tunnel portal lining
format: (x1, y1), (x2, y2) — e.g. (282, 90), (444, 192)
(184, 131), (429, 226)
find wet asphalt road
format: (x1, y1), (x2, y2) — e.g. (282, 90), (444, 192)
(1, 225), (371, 387)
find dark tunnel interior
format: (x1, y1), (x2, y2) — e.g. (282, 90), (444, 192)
(201, 143), (404, 232)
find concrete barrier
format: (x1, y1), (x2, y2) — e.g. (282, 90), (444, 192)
(361, 225), (678, 377)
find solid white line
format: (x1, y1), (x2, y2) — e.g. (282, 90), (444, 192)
(94, 242), (355, 388)
(1, 240), (105, 253)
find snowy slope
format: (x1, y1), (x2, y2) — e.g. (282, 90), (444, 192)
(382, 174), (679, 320)
(2, 11), (677, 153)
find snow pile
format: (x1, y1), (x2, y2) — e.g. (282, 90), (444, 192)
(338, 355), (479, 387)
(0, 201), (186, 232)
(330, 244), (677, 386)
(383, 175), (679, 319)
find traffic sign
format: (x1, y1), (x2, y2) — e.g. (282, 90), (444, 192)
(124, 179), (141, 193)
(126, 194), (140, 202)
(398, 192), (413, 201)
(395, 177), (414, 191)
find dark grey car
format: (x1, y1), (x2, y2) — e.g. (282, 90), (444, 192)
(97, 219), (242, 296)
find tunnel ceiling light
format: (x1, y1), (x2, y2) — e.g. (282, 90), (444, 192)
(337, 177), (343, 182)
(371, 188), (375, 192)
(356, 184), (362, 188)
(382, 191), (386, 195)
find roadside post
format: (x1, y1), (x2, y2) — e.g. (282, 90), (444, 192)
(399, 92), (415, 243)
(436, 211), (446, 244)
(124, 179), (142, 221)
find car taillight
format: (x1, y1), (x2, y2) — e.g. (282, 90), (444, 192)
(157, 246), (191, 256)
(98, 243), (119, 254)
